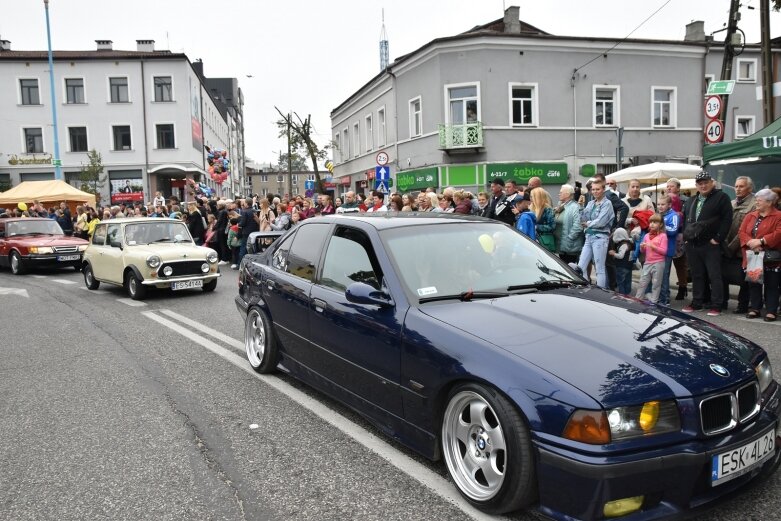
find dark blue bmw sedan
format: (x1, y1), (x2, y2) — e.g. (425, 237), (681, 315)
(235, 213), (780, 520)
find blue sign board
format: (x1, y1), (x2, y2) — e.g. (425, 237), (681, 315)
(304, 180), (315, 190)
(375, 166), (390, 180)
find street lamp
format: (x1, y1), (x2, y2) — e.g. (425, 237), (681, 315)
(43, 0), (63, 180)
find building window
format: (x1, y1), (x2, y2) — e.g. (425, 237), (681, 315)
(594, 86), (618, 127)
(292, 175), (298, 184)
(154, 76), (173, 102)
(377, 107), (386, 146)
(112, 125), (132, 150)
(510, 83), (537, 126)
(365, 114), (373, 151)
(353, 122), (360, 158)
(409, 97), (422, 137)
(735, 115), (755, 139)
(261, 188), (269, 196)
(342, 128), (349, 160)
(260, 175), (268, 182)
(307, 174), (316, 182)
(704, 74), (715, 92)
(109, 77), (129, 103)
(68, 127), (88, 152)
(737, 59), (757, 82)
(277, 174), (284, 183)
(447, 84), (479, 124)
(334, 133), (341, 162)
(652, 87), (676, 127)
(20, 79), (40, 105)
(65, 78), (85, 104)
(156, 124), (175, 149)
(24, 128), (44, 153)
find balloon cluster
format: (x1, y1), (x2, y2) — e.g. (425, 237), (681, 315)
(187, 178), (214, 198)
(206, 145), (230, 185)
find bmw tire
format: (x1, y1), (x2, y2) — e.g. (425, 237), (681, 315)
(244, 307), (278, 374)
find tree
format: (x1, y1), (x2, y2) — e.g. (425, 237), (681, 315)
(78, 149), (106, 198)
(275, 108), (331, 193)
(277, 151), (308, 172)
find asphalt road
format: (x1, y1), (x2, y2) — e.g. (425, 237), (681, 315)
(0, 265), (779, 521)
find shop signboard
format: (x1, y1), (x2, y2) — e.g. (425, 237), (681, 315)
(110, 179), (144, 204)
(486, 162), (567, 185)
(396, 167), (438, 192)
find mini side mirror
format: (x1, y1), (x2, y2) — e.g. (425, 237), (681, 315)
(345, 282), (393, 307)
(110, 240), (123, 249)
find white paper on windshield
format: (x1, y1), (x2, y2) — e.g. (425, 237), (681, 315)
(417, 287), (437, 296)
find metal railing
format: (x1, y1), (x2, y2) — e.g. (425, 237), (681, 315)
(438, 122), (483, 149)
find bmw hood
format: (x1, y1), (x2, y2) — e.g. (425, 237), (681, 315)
(419, 287), (761, 408)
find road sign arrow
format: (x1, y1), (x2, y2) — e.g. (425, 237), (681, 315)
(0, 287), (29, 298)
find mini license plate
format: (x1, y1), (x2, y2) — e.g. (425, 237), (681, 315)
(171, 279), (203, 290)
(57, 255), (80, 262)
(711, 428), (775, 486)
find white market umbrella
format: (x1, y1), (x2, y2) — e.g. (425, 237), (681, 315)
(640, 178), (697, 194)
(605, 162), (701, 184)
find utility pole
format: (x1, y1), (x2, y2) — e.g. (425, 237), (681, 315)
(615, 127), (624, 170)
(761, 0), (774, 125)
(719, 0), (741, 136)
(43, 0), (63, 180)
(286, 113), (293, 198)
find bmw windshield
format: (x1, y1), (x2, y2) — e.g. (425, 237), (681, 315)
(381, 222), (585, 302)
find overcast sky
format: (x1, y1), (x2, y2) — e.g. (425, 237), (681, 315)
(3, 0), (778, 165)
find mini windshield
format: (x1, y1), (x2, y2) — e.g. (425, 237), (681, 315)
(7, 220), (64, 236)
(123, 221), (192, 245)
(381, 222), (584, 301)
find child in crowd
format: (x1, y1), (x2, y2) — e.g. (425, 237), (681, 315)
(227, 217), (241, 269)
(635, 214), (668, 303)
(608, 227), (634, 295)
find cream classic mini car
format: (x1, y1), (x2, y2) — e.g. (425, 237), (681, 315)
(82, 218), (220, 300)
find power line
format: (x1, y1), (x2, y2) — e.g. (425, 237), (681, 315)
(573, 0), (674, 75)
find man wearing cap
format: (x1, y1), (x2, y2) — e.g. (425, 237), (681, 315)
(488, 178), (514, 226)
(682, 172), (732, 316)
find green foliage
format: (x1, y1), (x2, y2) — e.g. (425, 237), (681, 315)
(275, 109), (332, 193)
(277, 151), (308, 171)
(78, 149), (106, 195)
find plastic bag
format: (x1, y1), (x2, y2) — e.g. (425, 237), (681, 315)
(745, 250), (764, 284)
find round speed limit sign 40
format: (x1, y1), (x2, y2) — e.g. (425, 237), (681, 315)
(705, 119), (723, 144)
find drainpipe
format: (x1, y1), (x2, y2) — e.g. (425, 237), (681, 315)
(140, 59), (151, 199)
(571, 71), (578, 177)
(388, 68), (400, 181)
(701, 39), (710, 154)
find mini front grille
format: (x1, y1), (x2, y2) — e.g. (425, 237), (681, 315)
(699, 381), (761, 436)
(158, 260), (204, 277)
(53, 246), (78, 253)
(700, 394), (735, 435)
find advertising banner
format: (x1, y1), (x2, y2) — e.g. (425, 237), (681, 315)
(190, 76), (203, 151)
(110, 179), (144, 204)
(396, 167), (438, 192)
(486, 162), (567, 185)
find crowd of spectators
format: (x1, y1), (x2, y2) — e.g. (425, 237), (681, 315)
(3, 174), (780, 319)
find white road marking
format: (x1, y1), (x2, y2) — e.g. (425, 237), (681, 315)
(32, 275), (46, 279)
(142, 310), (503, 521)
(0, 287), (29, 298)
(51, 279), (77, 285)
(159, 309), (244, 350)
(117, 298), (146, 307)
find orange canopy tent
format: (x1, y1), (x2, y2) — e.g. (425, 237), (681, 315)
(0, 180), (96, 214)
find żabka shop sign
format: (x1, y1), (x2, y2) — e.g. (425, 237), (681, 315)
(486, 162), (567, 185)
(396, 167), (438, 192)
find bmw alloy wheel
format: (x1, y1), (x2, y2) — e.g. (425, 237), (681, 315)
(245, 308), (266, 368)
(442, 390), (507, 501)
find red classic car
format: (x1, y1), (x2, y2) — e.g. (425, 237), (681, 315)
(0, 218), (89, 274)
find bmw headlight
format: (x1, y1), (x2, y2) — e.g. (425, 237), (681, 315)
(201, 263), (210, 273)
(78, 245), (88, 251)
(206, 251), (218, 264)
(606, 400), (680, 440)
(757, 358), (774, 393)
(29, 247), (53, 254)
(146, 255), (162, 269)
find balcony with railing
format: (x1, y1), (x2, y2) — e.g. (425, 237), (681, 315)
(438, 122), (484, 151)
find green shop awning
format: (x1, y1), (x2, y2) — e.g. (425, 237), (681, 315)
(704, 116), (781, 163)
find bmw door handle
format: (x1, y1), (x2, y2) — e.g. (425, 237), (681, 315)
(312, 298), (327, 313)
(266, 279), (276, 291)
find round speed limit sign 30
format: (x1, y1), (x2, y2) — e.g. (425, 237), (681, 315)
(704, 95), (722, 120)
(704, 119), (723, 144)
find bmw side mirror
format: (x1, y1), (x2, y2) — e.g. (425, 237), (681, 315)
(345, 282), (393, 307)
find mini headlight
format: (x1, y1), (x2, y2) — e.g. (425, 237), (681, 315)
(163, 266), (173, 277)
(29, 247), (53, 254)
(606, 400), (680, 440)
(146, 255), (162, 268)
(201, 263), (209, 273)
(757, 358), (774, 393)
(78, 245), (88, 251)
(207, 251), (218, 264)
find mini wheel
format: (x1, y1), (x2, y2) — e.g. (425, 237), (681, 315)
(126, 271), (147, 300)
(202, 279), (217, 292)
(83, 264), (100, 290)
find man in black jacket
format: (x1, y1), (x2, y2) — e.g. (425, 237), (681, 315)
(237, 197), (259, 266)
(186, 202), (206, 246)
(487, 178), (514, 226)
(215, 200), (230, 264)
(682, 172), (733, 316)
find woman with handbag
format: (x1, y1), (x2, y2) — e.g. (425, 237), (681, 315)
(739, 188), (781, 321)
(530, 188), (556, 252)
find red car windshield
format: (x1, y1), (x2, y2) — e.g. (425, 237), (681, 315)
(7, 220), (64, 236)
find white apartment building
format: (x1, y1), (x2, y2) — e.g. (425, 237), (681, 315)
(0, 38), (244, 204)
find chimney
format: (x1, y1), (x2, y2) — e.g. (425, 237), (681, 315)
(0, 39), (10, 51)
(136, 39), (155, 52)
(684, 21), (705, 42)
(95, 40), (113, 51)
(503, 6), (521, 34)
(192, 59), (204, 79)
